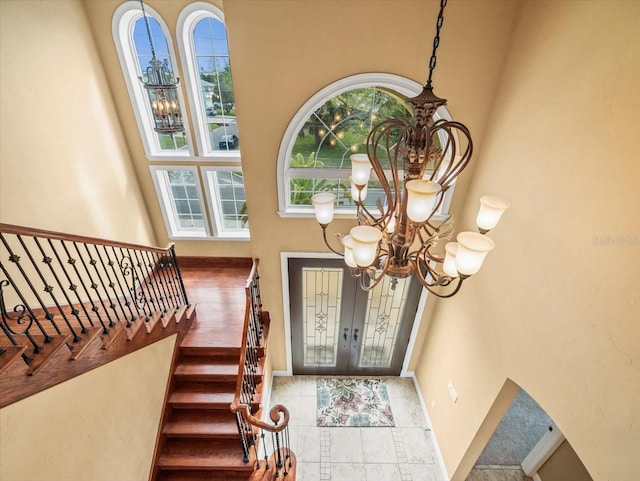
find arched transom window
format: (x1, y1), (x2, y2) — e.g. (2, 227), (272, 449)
(277, 74), (455, 218)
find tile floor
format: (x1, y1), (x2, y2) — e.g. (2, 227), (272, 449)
(268, 376), (446, 481)
(466, 466), (532, 481)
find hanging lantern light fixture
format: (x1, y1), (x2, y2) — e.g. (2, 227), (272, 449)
(138, 0), (184, 135)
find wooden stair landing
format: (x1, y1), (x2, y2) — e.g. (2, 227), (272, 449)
(152, 259), (261, 481)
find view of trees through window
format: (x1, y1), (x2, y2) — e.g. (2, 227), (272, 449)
(288, 87), (412, 207)
(194, 17), (238, 152)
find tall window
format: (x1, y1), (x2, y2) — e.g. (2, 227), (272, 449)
(115, 2), (249, 240)
(277, 73), (456, 218)
(113, 2), (192, 158)
(178, 4), (239, 159)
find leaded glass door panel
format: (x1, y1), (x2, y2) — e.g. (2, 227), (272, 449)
(289, 258), (421, 375)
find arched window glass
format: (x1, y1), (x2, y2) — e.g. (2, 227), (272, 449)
(178, 4), (239, 158)
(113, 2), (192, 158)
(277, 73), (456, 218)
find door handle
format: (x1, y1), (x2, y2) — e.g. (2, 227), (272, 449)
(343, 328), (349, 341)
(353, 329), (359, 342)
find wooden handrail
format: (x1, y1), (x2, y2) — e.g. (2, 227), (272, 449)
(0, 223), (172, 253)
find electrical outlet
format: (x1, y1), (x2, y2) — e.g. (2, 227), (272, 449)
(448, 380), (458, 402)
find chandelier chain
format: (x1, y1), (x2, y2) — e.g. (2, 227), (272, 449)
(139, 0), (157, 60)
(426, 0), (448, 88)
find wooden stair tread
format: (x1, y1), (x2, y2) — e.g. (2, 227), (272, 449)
(158, 472), (250, 481)
(158, 440), (254, 470)
(27, 336), (71, 376)
(69, 326), (103, 360)
(0, 346), (27, 375)
(169, 383), (235, 409)
(174, 357), (240, 380)
(179, 345), (242, 357)
(164, 411), (238, 438)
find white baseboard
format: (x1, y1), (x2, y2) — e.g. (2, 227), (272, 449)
(521, 424), (564, 477)
(410, 372), (450, 481)
(272, 370), (292, 376)
(532, 473), (542, 481)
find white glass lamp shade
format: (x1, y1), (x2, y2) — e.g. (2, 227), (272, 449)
(476, 196), (510, 232)
(311, 192), (336, 225)
(342, 235), (357, 268)
(350, 176), (368, 202)
(443, 242), (459, 278)
(455, 232), (495, 276)
(350, 225), (383, 267)
(405, 180), (441, 223)
(351, 154), (372, 185)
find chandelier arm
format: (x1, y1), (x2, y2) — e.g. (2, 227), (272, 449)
(413, 257), (465, 299)
(358, 263), (389, 292)
(366, 120), (407, 219)
(433, 121), (473, 188)
(355, 201), (387, 227)
(319, 224), (345, 257)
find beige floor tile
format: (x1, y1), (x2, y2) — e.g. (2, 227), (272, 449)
(329, 428), (364, 463)
(400, 427), (438, 464)
(409, 462), (444, 481)
(331, 462), (367, 481)
(297, 461), (321, 481)
(361, 427), (398, 463)
(365, 462), (404, 481)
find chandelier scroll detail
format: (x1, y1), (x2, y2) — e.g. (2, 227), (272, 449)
(311, 0), (509, 297)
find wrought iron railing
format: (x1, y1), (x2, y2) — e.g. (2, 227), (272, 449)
(230, 260), (294, 478)
(0, 223), (189, 368)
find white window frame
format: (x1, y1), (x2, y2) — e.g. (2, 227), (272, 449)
(113, 2), (194, 160)
(201, 167), (250, 240)
(177, 3), (240, 161)
(150, 165), (210, 239)
(276, 73), (456, 219)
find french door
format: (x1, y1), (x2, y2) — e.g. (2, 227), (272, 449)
(289, 258), (422, 375)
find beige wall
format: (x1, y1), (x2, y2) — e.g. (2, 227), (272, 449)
(0, 0), (155, 245)
(0, 335), (176, 481)
(414, 2), (640, 481)
(539, 440), (594, 481)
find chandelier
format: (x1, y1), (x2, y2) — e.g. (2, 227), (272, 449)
(311, 0), (509, 297)
(138, 0), (184, 134)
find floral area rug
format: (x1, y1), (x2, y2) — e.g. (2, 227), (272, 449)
(316, 378), (394, 427)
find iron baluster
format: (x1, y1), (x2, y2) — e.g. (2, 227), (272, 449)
(170, 245), (189, 306)
(130, 247), (157, 317)
(159, 252), (180, 311)
(142, 250), (167, 316)
(235, 411), (251, 463)
(83, 244), (122, 324)
(31, 237), (84, 341)
(72, 242), (115, 328)
(60, 240), (110, 334)
(47, 239), (96, 328)
(147, 252), (174, 313)
(154, 251), (177, 312)
(0, 266), (44, 353)
(103, 246), (137, 323)
(93, 245), (129, 324)
(14, 235), (65, 337)
(112, 246), (144, 321)
(119, 247), (151, 319)
(0, 234), (55, 341)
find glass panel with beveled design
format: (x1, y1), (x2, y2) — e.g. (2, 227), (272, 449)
(302, 267), (343, 367)
(358, 275), (411, 368)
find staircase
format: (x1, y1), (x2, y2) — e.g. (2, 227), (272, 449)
(0, 225), (295, 480)
(0, 223), (194, 408)
(150, 259), (295, 481)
